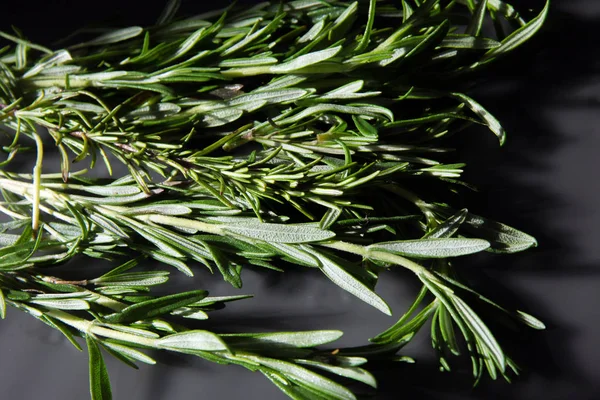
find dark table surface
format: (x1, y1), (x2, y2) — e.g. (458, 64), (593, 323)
(1, 1), (598, 399)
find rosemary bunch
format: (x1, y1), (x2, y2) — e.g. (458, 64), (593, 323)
(0, 0), (549, 399)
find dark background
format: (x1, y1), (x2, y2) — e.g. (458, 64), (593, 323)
(2, 0), (599, 399)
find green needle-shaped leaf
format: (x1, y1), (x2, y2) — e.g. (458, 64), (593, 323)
(516, 310), (546, 330)
(223, 222), (335, 244)
(0, 289), (5, 319)
(102, 342), (157, 365)
(369, 238), (490, 259)
(295, 359), (377, 388)
(223, 330), (343, 348)
(451, 93), (506, 145)
(86, 335), (113, 400)
(433, 206), (538, 253)
(481, 0), (550, 62)
(424, 209), (468, 239)
(466, 0), (488, 37)
(93, 271), (170, 287)
(313, 251), (391, 315)
(156, 330), (230, 352)
(245, 356), (357, 400)
(104, 290), (207, 323)
(30, 298), (90, 310)
(270, 46), (343, 74)
(71, 26), (143, 49)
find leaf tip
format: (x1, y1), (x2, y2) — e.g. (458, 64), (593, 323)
(516, 310), (546, 330)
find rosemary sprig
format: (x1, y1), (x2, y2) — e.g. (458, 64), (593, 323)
(0, 1), (549, 399)
(0, 0), (547, 189)
(1, 257), (379, 399)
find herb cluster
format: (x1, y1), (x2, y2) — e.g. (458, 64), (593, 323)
(0, 1), (548, 399)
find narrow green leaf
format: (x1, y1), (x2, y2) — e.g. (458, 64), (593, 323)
(0, 31), (52, 54)
(352, 115), (378, 137)
(0, 288), (5, 319)
(205, 244), (242, 288)
(88, 214), (129, 239)
(516, 310), (545, 330)
(101, 344), (139, 370)
(434, 206), (538, 253)
(223, 222), (335, 244)
(149, 251), (194, 277)
(203, 108), (244, 127)
(481, 0), (550, 62)
(191, 294), (253, 307)
(441, 36), (500, 49)
(320, 80), (380, 100)
(73, 27), (143, 48)
(257, 74), (307, 91)
(125, 103), (181, 120)
(371, 286), (430, 343)
(162, 27), (208, 64)
(229, 89), (309, 106)
(156, 330), (229, 352)
(123, 204), (192, 216)
(99, 80), (173, 96)
(30, 298), (90, 310)
(223, 13), (286, 56)
(370, 238), (490, 259)
(102, 342), (156, 365)
(23, 50), (72, 79)
(94, 271), (170, 287)
(355, 0), (376, 52)
(466, 0), (488, 37)
(451, 295), (506, 371)
(279, 103), (393, 125)
(295, 359), (377, 388)
(298, 19), (326, 44)
(270, 46), (342, 73)
(223, 330), (343, 348)
(104, 290), (207, 323)
(171, 308), (209, 320)
(43, 316), (82, 351)
(424, 209), (468, 238)
(450, 93), (505, 145)
(313, 251), (391, 315)
(246, 356), (357, 400)
(125, 224), (186, 258)
(101, 324), (160, 339)
(371, 302), (436, 344)
(403, 20), (450, 62)
(268, 243), (320, 267)
(261, 370), (317, 400)
(327, 1), (358, 43)
(319, 208), (342, 230)
(438, 306), (460, 355)
(219, 56), (278, 68)
(401, 0), (414, 21)
(86, 335), (112, 400)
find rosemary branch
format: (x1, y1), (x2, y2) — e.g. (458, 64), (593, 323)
(0, 0), (550, 399)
